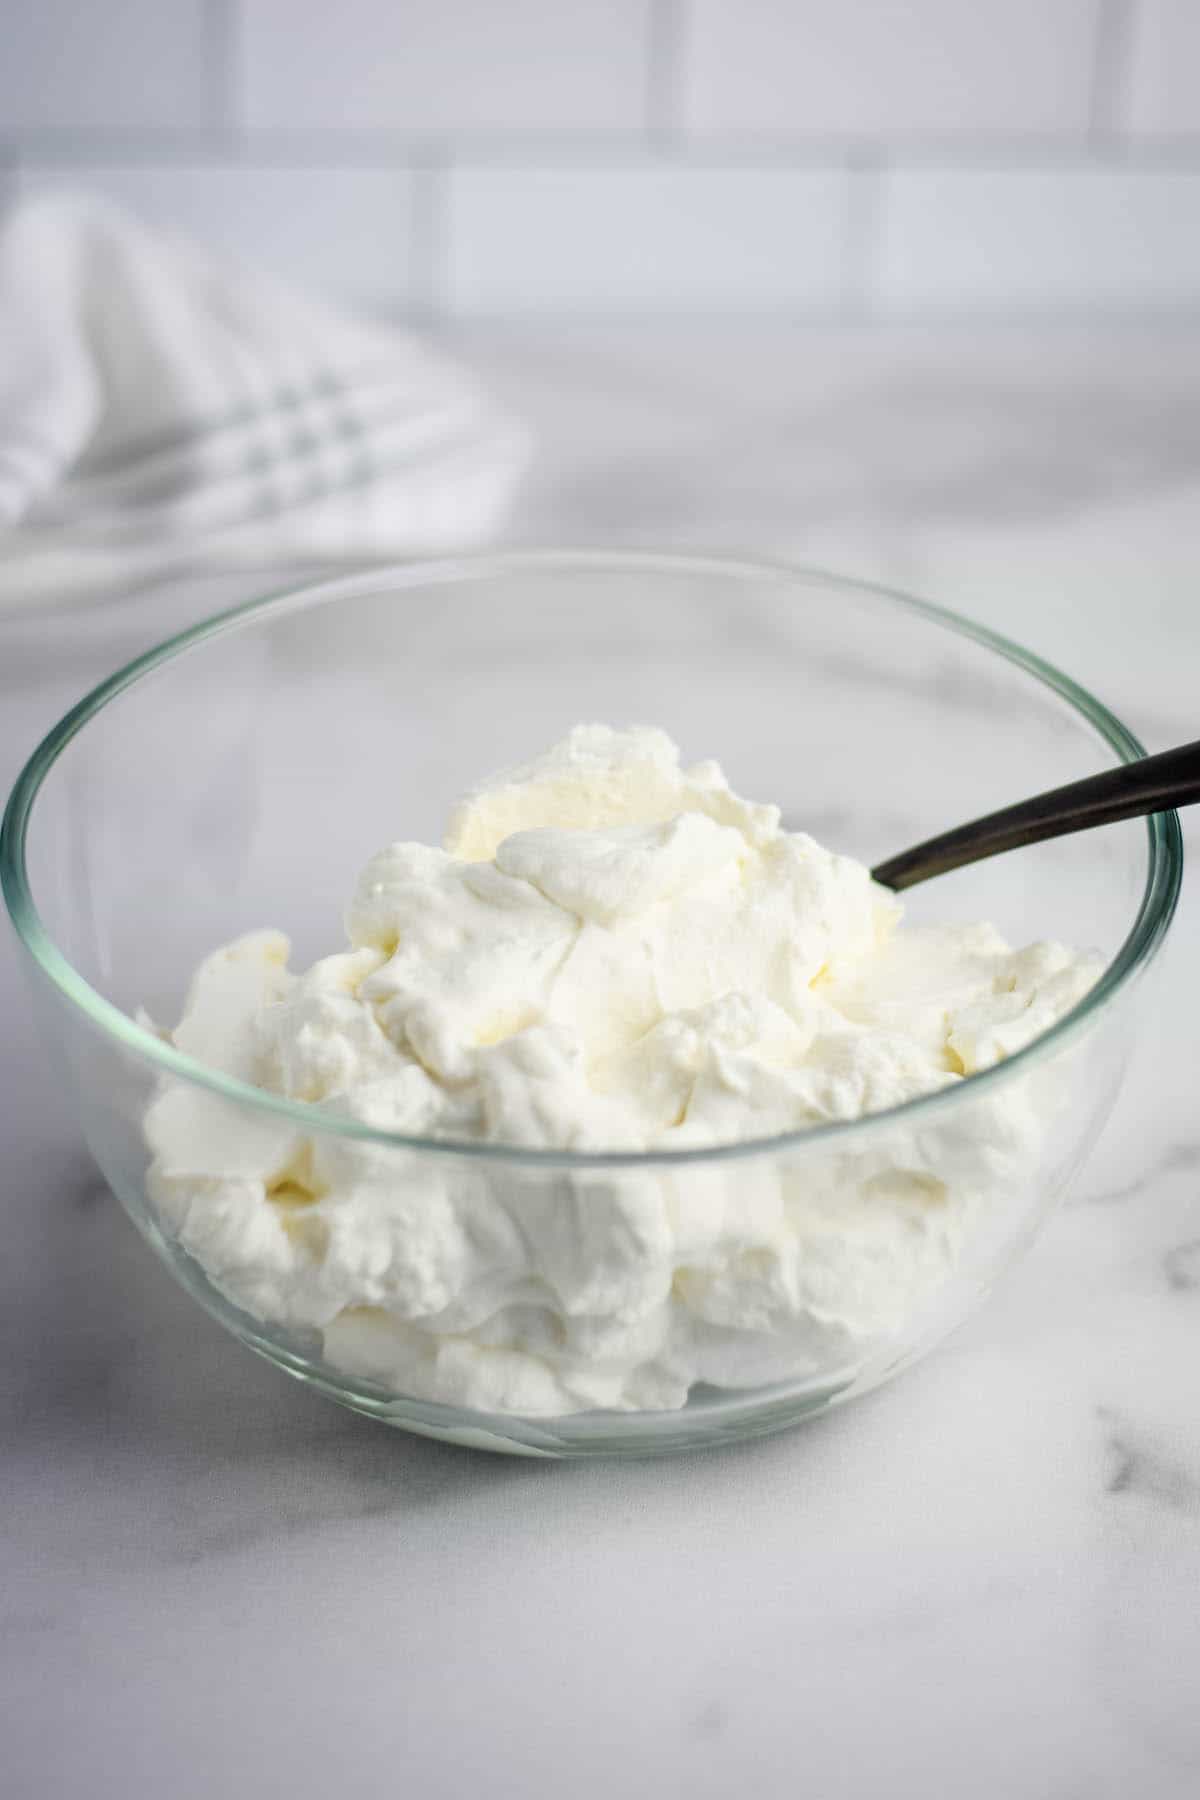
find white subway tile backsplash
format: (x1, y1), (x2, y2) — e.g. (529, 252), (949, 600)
(877, 166), (1200, 310)
(680, 0), (1098, 138)
(236, 0), (652, 133)
(16, 164), (414, 305)
(445, 162), (851, 313)
(0, 0), (217, 131)
(2, 0), (1197, 320)
(1124, 0), (1200, 137)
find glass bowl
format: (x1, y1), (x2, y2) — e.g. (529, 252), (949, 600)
(1, 552), (1182, 1457)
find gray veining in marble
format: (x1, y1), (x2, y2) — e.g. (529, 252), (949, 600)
(1163, 1239), (1200, 1293)
(1104, 1416), (1200, 1514)
(3, 325), (1200, 1799)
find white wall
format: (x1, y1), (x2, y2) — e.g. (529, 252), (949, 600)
(2, 0), (1198, 316)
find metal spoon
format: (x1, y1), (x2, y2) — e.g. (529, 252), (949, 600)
(872, 738), (1200, 892)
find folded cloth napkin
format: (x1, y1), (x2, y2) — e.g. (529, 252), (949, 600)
(0, 193), (528, 609)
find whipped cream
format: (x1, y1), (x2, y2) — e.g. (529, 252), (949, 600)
(145, 726), (1100, 1415)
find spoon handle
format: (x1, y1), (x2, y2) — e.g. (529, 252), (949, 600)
(872, 737), (1200, 893)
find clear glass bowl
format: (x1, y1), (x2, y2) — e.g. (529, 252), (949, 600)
(1, 552), (1182, 1457)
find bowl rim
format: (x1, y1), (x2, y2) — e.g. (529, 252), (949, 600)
(1, 548), (1183, 1170)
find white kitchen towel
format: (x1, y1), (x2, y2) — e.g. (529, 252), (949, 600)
(0, 193), (528, 609)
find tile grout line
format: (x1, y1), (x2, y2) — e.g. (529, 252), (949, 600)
(840, 149), (885, 322)
(409, 151), (448, 324)
(204, 0), (239, 138)
(1089, 0), (1137, 145)
(6, 127), (1200, 170)
(0, 142), (16, 211)
(646, 0), (686, 145)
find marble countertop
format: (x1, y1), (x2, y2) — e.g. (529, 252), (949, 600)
(3, 327), (1199, 1798)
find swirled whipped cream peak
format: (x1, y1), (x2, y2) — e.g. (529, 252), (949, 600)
(145, 725), (1101, 1415)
